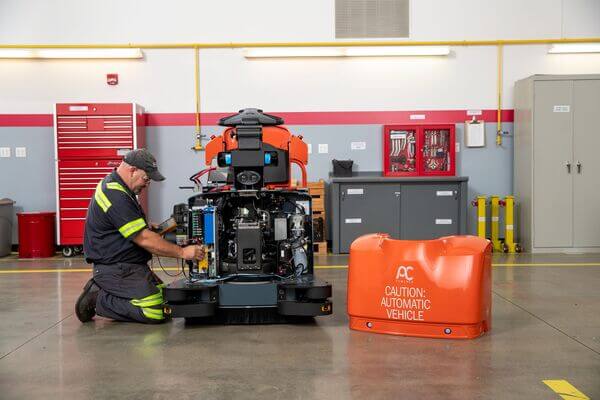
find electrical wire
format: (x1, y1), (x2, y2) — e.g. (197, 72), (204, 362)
(181, 258), (189, 279)
(151, 255), (184, 277)
(284, 200), (305, 214)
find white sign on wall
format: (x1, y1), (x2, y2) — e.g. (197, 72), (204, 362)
(351, 141), (366, 151)
(553, 105), (570, 113)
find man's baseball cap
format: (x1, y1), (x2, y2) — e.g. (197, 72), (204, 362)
(123, 149), (165, 181)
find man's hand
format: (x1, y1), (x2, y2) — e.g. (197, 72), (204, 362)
(181, 245), (205, 261)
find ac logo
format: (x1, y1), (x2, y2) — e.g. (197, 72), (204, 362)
(395, 265), (414, 282)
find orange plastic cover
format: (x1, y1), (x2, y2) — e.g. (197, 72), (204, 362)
(348, 234), (492, 339)
(204, 125), (307, 166)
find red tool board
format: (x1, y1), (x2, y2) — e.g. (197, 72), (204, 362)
(383, 124), (456, 177)
(54, 103), (145, 251)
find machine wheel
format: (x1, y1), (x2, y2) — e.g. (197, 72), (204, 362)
(515, 244), (522, 253)
(502, 243), (509, 253)
(62, 247), (74, 257)
(74, 246), (83, 255)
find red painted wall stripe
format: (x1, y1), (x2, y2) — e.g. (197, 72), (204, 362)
(0, 109), (514, 127)
(0, 114), (54, 127)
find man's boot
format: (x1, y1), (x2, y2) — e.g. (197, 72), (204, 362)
(75, 278), (100, 322)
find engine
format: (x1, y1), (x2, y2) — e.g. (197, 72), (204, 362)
(173, 190), (312, 279)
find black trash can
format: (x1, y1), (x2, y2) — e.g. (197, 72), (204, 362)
(0, 199), (15, 257)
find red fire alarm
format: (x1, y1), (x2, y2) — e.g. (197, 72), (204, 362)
(106, 74), (119, 85)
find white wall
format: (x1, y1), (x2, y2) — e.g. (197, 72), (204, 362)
(0, 0), (599, 113)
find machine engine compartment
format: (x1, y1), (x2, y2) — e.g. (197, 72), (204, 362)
(173, 190), (313, 280)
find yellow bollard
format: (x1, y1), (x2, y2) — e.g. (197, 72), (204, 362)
(490, 196), (503, 252)
(475, 196), (487, 239)
(502, 195), (521, 253)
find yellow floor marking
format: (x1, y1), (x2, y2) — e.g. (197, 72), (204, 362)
(317, 263), (600, 268)
(0, 257), (84, 263)
(495, 263), (600, 267)
(0, 268), (92, 274)
(0, 267), (179, 274)
(1, 262), (600, 274)
(543, 380), (590, 400)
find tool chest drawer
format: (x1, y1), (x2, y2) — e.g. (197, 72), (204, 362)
(55, 103), (141, 159)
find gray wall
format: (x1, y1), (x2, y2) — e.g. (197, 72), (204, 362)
(0, 122), (514, 243)
(0, 127), (56, 244)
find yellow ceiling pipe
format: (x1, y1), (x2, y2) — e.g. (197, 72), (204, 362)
(497, 44), (503, 146)
(1, 37), (600, 49)
(192, 46), (204, 151)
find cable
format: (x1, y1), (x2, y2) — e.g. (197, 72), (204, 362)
(284, 200), (305, 214)
(151, 255), (184, 277)
(189, 167), (216, 186)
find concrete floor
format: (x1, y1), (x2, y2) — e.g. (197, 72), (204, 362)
(0, 253), (599, 399)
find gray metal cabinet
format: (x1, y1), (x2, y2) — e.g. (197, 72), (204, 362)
(515, 75), (600, 252)
(400, 184), (460, 239)
(339, 183), (401, 252)
(330, 173), (468, 253)
(573, 80), (600, 247)
(532, 80), (573, 248)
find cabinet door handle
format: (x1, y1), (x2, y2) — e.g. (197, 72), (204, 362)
(566, 161), (571, 173)
(577, 162), (582, 174)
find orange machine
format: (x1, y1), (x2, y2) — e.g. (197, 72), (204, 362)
(205, 124), (309, 188)
(348, 233), (492, 339)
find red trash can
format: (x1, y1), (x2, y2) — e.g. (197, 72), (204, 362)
(17, 212), (56, 258)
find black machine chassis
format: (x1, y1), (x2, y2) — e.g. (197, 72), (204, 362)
(163, 275), (332, 322)
(163, 189), (332, 322)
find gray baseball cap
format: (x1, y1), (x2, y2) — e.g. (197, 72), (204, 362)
(123, 149), (165, 181)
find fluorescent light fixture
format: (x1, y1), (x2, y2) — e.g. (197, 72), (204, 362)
(244, 47), (344, 58)
(345, 46), (450, 56)
(548, 43), (600, 54)
(244, 46), (450, 58)
(0, 48), (144, 59)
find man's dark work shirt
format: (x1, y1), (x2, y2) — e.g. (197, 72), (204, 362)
(84, 171), (151, 265)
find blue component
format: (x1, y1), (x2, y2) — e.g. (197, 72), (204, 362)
(224, 153), (231, 165)
(264, 152), (271, 165)
(203, 207), (215, 245)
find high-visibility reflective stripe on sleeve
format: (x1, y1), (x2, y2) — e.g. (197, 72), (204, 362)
(94, 181), (112, 212)
(130, 292), (163, 308)
(106, 182), (128, 194)
(118, 218), (147, 238)
(141, 307), (164, 320)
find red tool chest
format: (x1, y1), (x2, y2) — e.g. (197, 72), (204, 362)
(383, 124), (456, 177)
(54, 103), (145, 256)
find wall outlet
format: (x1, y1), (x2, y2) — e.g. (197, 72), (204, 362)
(318, 143), (328, 154)
(15, 147), (26, 158)
(0, 147), (10, 158)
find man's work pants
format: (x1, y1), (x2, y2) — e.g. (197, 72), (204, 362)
(93, 263), (165, 324)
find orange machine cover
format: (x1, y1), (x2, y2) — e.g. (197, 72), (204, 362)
(204, 125), (308, 167)
(347, 234), (492, 339)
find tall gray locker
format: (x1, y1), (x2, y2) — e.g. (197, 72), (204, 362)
(514, 75), (600, 253)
